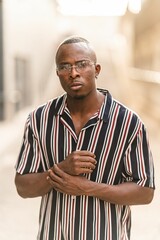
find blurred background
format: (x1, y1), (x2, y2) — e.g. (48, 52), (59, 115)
(0, 0), (159, 239)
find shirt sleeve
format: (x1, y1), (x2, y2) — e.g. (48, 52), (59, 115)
(15, 114), (42, 174)
(123, 123), (155, 189)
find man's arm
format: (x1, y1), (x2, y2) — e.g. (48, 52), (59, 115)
(15, 172), (52, 198)
(15, 150), (96, 198)
(47, 165), (154, 205)
(86, 180), (154, 205)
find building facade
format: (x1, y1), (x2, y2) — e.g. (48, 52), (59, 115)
(131, 0), (160, 122)
(1, 0), (61, 121)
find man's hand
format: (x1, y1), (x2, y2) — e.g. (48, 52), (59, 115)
(57, 150), (97, 175)
(47, 164), (91, 196)
(47, 165), (154, 205)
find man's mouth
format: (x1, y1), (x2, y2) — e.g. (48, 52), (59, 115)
(70, 82), (83, 90)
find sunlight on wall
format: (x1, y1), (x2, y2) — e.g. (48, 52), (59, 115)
(57, 0), (142, 16)
(128, 0), (141, 14)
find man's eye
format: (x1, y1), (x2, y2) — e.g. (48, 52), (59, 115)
(77, 61), (87, 68)
(59, 65), (69, 70)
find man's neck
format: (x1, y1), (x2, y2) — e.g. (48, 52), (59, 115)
(66, 90), (105, 136)
(66, 90), (104, 116)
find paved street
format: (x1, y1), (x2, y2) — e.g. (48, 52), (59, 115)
(0, 109), (40, 240)
(0, 110), (159, 240)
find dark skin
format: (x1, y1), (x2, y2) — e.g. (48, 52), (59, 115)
(15, 42), (154, 205)
(56, 42), (104, 136)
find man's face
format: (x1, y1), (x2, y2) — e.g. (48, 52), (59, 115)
(56, 42), (100, 99)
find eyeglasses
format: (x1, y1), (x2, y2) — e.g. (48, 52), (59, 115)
(56, 60), (95, 74)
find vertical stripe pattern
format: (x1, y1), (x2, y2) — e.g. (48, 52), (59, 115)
(15, 89), (155, 240)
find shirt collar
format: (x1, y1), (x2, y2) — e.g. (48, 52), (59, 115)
(54, 88), (112, 123)
(54, 94), (67, 116)
(97, 88), (112, 123)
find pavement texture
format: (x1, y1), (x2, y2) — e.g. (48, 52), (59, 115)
(0, 109), (159, 240)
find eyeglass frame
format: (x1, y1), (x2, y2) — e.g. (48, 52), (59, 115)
(56, 59), (96, 74)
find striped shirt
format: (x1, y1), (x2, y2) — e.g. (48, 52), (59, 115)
(16, 89), (155, 240)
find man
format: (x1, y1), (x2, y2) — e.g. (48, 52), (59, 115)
(15, 36), (155, 240)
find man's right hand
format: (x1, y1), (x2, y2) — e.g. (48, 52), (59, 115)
(55, 150), (97, 175)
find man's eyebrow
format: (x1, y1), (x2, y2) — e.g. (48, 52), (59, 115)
(58, 60), (86, 65)
(76, 59), (88, 63)
(58, 62), (70, 65)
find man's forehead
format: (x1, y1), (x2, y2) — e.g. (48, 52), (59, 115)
(59, 42), (90, 51)
(56, 41), (96, 64)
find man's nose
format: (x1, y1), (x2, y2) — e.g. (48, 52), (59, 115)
(69, 66), (79, 77)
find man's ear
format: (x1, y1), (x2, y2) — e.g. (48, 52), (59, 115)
(95, 64), (101, 78)
(56, 70), (59, 77)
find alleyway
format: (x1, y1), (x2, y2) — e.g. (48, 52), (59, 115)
(0, 109), (159, 240)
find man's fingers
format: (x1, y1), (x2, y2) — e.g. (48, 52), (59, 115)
(52, 164), (62, 175)
(74, 150), (96, 158)
(76, 156), (97, 165)
(75, 159), (97, 169)
(79, 161), (96, 169)
(49, 164), (65, 178)
(47, 165), (61, 183)
(47, 165), (66, 188)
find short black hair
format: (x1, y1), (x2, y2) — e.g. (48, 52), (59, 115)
(55, 36), (97, 64)
(59, 36), (90, 45)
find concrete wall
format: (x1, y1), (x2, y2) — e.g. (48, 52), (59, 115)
(0, 0), (4, 120)
(131, 0), (160, 123)
(2, 0), (159, 125)
(3, 0), (61, 120)
(2, 3), (135, 121)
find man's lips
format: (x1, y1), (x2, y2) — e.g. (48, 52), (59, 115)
(70, 82), (83, 90)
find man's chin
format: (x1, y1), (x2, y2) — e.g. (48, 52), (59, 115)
(68, 91), (86, 100)
(74, 95), (85, 100)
